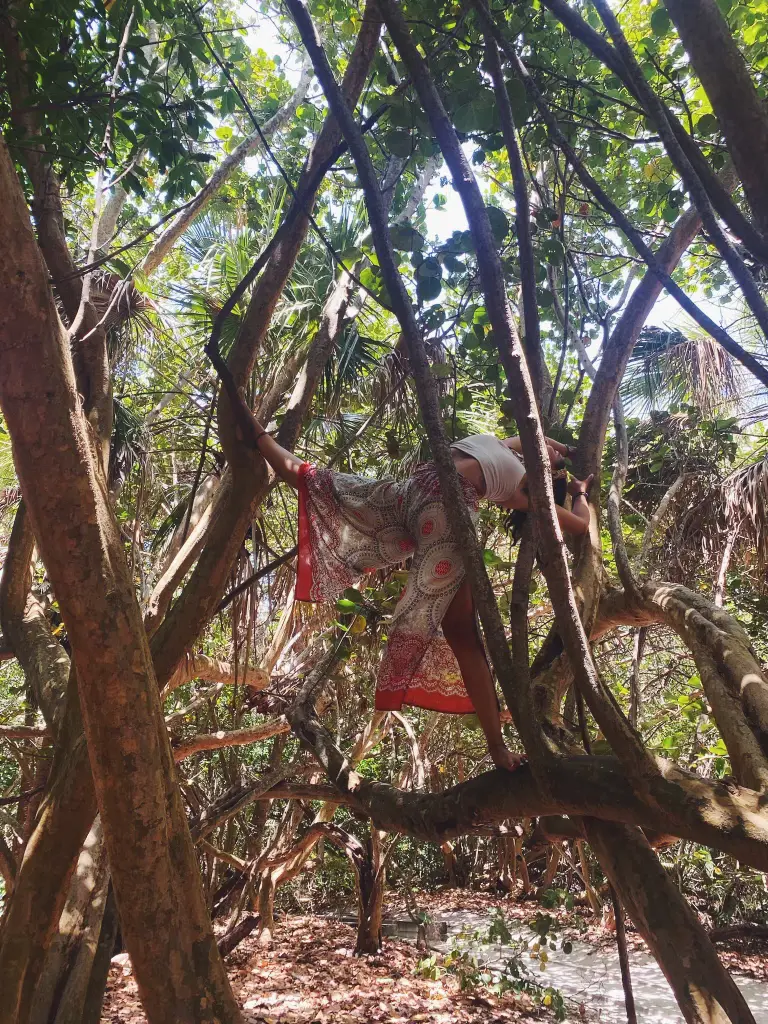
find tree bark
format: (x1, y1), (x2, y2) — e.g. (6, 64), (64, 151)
(598, 582), (768, 791)
(29, 820), (109, 1024)
(353, 830), (385, 956)
(284, 704), (768, 870)
(0, 132), (240, 1023)
(80, 884), (119, 1024)
(0, 502), (70, 733)
(586, 821), (755, 1024)
(0, 672), (97, 1024)
(537, 0), (768, 264)
(663, 0), (768, 236)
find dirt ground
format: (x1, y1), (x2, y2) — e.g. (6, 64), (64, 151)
(101, 889), (768, 1023)
(101, 912), (546, 1023)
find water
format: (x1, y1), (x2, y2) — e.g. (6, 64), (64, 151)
(389, 910), (768, 1023)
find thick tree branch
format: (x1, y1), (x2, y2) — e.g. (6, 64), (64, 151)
(592, 0), (768, 350)
(483, 30), (549, 410)
(662, 0), (768, 236)
(376, 0), (654, 788)
(586, 820), (754, 1022)
(149, 8), (382, 687)
(0, 500), (70, 735)
(285, 0), (555, 772)
(635, 473), (689, 571)
(607, 399), (638, 596)
(163, 651), (269, 698)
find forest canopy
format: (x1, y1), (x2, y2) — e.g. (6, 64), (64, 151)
(1, 0), (768, 1022)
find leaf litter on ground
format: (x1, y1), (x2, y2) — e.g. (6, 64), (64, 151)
(101, 913), (548, 1023)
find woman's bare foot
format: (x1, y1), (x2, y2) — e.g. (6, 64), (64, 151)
(489, 745), (528, 772)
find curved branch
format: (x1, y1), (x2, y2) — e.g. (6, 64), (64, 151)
(538, 0), (768, 264)
(0, 502), (70, 733)
(593, 0), (768, 347)
(173, 719), (289, 762)
(284, 704), (768, 869)
(607, 399), (638, 595)
(163, 651), (269, 697)
(595, 581), (768, 790)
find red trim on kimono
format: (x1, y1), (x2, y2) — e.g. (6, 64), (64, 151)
(375, 687), (475, 715)
(295, 461), (314, 601)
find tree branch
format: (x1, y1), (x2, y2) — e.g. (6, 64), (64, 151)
(173, 719), (289, 762)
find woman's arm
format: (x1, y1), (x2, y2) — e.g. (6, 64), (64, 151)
(227, 387), (303, 490)
(500, 474), (594, 536)
(255, 431), (304, 490)
(504, 436), (574, 457)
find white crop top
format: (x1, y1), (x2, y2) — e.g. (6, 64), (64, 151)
(450, 434), (525, 503)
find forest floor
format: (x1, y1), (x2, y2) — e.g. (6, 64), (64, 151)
(102, 910), (545, 1023)
(101, 890), (768, 1023)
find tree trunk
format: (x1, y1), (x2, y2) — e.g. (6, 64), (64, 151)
(585, 820), (755, 1024)
(80, 884), (119, 1024)
(0, 674), (97, 1024)
(354, 831), (385, 956)
(0, 134), (241, 1023)
(29, 818), (109, 1024)
(663, 0), (768, 236)
(256, 873), (277, 946)
(536, 843), (561, 897)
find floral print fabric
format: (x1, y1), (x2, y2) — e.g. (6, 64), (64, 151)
(296, 462), (480, 714)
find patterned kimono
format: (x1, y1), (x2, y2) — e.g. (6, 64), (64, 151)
(296, 462), (481, 714)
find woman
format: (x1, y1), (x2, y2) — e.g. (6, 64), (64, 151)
(243, 409), (592, 772)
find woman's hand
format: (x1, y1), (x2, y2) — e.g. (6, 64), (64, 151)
(568, 473), (594, 498)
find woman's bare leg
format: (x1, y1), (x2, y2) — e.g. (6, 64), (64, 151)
(442, 581), (526, 772)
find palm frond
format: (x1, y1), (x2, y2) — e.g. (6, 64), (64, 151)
(109, 399), (151, 494)
(150, 489), (192, 554)
(622, 327), (739, 416)
(322, 326), (385, 413)
(721, 456), (768, 573)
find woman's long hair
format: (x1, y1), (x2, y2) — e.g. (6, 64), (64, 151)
(506, 471), (568, 545)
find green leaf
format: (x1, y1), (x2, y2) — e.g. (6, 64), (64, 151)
(453, 92), (497, 133)
(417, 275), (442, 302)
(421, 305), (446, 330)
(483, 547), (504, 566)
(650, 7), (671, 34)
(336, 598), (357, 612)
(416, 257), (442, 280)
(486, 206), (510, 242)
(696, 113), (719, 136)
(431, 361), (452, 378)
(540, 236), (565, 265)
(382, 128), (413, 158)
(389, 224), (425, 251)
(505, 78), (531, 125)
